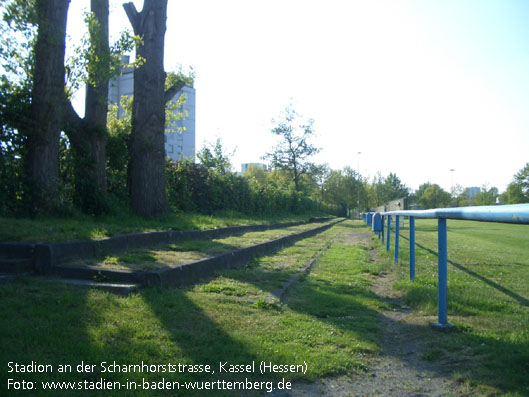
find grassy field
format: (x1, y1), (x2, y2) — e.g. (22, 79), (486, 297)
(378, 218), (529, 396)
(0, 210), (326, 243)
(3, 218), (527, 396)
(1, 221), (387, 396)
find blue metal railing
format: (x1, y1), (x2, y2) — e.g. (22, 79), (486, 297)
(363, 203), (529, 328)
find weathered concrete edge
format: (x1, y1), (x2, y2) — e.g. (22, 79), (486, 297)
(53, 219), (344, 288)
(140, 218), (344, 288)
(18, 217), (332, 273)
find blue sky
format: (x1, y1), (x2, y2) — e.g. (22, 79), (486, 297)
(69, 0), (529, 192)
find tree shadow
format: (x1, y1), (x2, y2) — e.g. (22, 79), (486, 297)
(4, 221), (527, 396)
(398, 233), (529, 307)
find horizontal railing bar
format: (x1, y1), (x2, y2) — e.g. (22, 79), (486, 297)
(380, 203), (529, 224)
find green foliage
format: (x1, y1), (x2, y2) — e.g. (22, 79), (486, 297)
(196, 138), (233, 174)
(323, 167), (363, 215)
(0, 0), (36, 88)
(501, 182), (525, 204)
(65, 12), (140, 98)
(415, 182), (451, 209)
(501, 163), (529, 204)
(165, 159), (328, 216)
(242, 163), (267, 189)
(473, 185), (498, 206)
(383, 172), (409, 201)
(165, 68), (193, 133)
(263, 106), (320, 192)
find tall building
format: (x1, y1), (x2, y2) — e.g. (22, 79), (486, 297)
(241, 163), (267, 174)
(466, 187), (481, 199)
(108, 56), (195, 162)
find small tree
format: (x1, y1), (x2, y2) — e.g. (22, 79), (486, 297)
(196, 138), (233, 174)
(474, 185), (498, 206)
(501, 163), (529, 204)
(416, 183), (451, 209)
(263, 106), (320, 192)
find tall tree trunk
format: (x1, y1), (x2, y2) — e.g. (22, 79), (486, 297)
(27, 0), (70, 214)
(63, 0), (109, 215)
(124, 0), (169, 216)
(83, 0), (109, 194)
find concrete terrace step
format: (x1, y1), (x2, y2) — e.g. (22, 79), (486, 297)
(0, 274), (17, 284)
(53, 219), (344, 288)
(46, 278), (139, 296)
(0, 258), (33, 274)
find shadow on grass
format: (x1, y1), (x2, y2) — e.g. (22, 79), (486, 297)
(3, 222), (528, 396)
(398, 233), (529, 308)
(221, 226), (529, 395)
(339, 222), (370, 231)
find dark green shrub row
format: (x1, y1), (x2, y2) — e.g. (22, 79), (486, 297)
(165, 160), (331, 216)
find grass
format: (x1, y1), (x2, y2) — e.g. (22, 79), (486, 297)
(0, 210), (327, 243)
(77, 222), (335, 272)
(377, 218), (529, 396)
(1, 221), (386, 396)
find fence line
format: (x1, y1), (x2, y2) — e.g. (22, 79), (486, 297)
(362, 203), (529, 328)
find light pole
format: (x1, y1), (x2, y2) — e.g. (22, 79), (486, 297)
(357, 152), (361, 219)
(450, 169), (455, 206)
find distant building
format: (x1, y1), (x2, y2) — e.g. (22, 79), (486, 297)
(466, 187), (481, 199)
(241, 163), (267, 174)
(108, 56), (195, 162)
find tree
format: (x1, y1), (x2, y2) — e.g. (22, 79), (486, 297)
(243, 164), (267, 188)
(196, 138), (233, 174)
(62, 0), (111, 214)
(322, 167), (362, 216)
(311, 163), (330, 208)
(26, 0), (70, 213)
(383, 173), (409, 202)
(513, 163), (529, 198)
(501, 163), (529, 204)
(366, 173), (386, 209)
(124, 0), (186, 216)
(416, 183), (451, 209)
(263, 106), (320, 192)
(450, 184), (465, 207)
(473, 185), (498, 206)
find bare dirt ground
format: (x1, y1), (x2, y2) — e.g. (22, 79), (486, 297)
(271, 229), (466, 397)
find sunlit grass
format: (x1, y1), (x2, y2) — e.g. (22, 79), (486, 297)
(0, 210), (326, 243)
(75, 221), (336, 272)
(0, 221), (386, 396)
(377, 218), (529, 396)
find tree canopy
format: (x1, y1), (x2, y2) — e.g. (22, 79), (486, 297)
(263, 106), (320, 192)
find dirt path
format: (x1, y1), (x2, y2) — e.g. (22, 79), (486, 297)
(272, 229), (464, 397)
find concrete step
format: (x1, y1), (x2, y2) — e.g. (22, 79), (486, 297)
(0, 274), (17, 284)
(0, 243), (34, 259)
(46, 278), (139, 296)
(0, 258), (33, 274)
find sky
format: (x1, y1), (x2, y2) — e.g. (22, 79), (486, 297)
(68, 0), (529, 193)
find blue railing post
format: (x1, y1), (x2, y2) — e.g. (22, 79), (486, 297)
(381, 215), (385, 244)
(434, 217), (453, 328)
(394, 215), (400, 264)
(386, 215), (391, 252)
(409, 216), (415, 281)
(378, 203), (529, 329)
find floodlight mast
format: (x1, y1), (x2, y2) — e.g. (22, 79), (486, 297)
(357, 152), (361, 219)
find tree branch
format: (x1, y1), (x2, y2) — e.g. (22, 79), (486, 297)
(123, 2), (140, 35)
(62, 96), (84, 145)
(164, 80), (185, 104)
